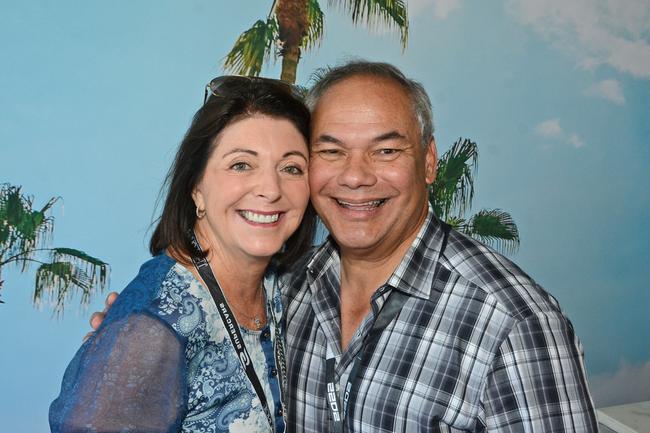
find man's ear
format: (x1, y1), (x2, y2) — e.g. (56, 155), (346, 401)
(425, 136), (438, 184)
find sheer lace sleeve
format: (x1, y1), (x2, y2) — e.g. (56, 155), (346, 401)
(50, 313), (187, 433)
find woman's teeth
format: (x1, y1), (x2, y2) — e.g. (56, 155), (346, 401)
(240, 211), (280, 223)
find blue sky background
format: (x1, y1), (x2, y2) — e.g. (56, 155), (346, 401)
(1, 1), (649, 431)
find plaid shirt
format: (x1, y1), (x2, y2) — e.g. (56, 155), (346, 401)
(283, 208), (597, 433)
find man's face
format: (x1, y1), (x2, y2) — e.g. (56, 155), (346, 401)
(309, 75), (437, 260)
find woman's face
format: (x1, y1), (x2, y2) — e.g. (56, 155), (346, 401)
(192, 114), (310, 263)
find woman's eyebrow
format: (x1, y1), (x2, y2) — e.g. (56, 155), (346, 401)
(222, 148), (257, 157)
(284, 150), (308, 161)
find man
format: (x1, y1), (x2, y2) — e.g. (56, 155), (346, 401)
(282, 61), (597, 432)
(92, 61), (597, 432)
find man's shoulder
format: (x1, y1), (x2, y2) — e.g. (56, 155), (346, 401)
(439, 229), (562, 321)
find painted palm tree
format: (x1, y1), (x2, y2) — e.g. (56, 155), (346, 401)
(430, 138), (520, 254)
(0, 184), (109, 315)
(223, 0), (408, 83)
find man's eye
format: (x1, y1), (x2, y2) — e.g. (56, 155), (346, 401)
(375, 148), (402, 160)
(230, 162), (251, 171)
(316, 149), (343, 160)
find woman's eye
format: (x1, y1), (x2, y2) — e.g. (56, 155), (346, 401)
(282, 165), (304, 175)
(230, 162), (251, 171)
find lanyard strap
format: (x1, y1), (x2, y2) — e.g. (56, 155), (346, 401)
(189, 231), (280, 432)
(326, 221), (451, 433)
(325, 290), (409, 433)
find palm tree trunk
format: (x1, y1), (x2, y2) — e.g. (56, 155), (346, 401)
(281, 46), (300, 83)
(275, 0), (308, 84)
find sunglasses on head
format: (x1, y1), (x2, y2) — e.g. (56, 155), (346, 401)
(203, 75), (303, 104)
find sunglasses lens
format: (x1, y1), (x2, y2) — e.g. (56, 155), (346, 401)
(203, 76), (299, 104)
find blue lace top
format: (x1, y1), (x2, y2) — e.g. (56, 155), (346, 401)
(50, 254), (285, 433)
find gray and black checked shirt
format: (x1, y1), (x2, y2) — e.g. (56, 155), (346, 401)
(282, 208), (597, 432)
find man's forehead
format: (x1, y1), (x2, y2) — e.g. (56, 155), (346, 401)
(316, 74), (408, 102)
(312, 75), (417, 128)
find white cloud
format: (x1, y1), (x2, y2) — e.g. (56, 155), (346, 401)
(568, 133), (586, 148)
(585, 79), (626, 105)
(407, 0), (463, 19)
(589, 360), (650, 408)
(434, 0), (462, 19)
(535, 118), (563, 137)
(505, 0), (650, 78)
(534, 119), (587, 147)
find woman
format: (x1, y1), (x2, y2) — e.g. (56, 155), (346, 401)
(50, 76), (316, 433)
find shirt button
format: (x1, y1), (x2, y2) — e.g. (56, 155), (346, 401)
(270, 368), (277, 377)
(277, 406), (283, 417)
(261, 329), (270, 340)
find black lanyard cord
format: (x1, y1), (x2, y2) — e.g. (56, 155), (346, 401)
(326, 221), (451, 433)
(189, 231), (284, 432)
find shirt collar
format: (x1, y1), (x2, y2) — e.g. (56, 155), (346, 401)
(306, 205), (448, 301)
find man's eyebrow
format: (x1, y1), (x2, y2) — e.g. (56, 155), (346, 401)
(313, 134), (343, 145)
(284, 150), (308, 161)
(373, 131), (407, 142)
(313, 131), (406, 145)
(222, 148), (257, 157)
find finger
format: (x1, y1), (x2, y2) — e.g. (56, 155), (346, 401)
(105, 291), (119, 309)
(90, 311), (105, 331)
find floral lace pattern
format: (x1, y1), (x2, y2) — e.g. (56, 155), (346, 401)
(50, 255), (284, 433)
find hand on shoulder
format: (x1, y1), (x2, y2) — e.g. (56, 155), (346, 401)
(83, 291), (119, 341)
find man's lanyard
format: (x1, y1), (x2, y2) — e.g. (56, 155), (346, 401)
(189, 231), (285, 432)
(325, 291), (409, 433)
(325, 221), (450, 433)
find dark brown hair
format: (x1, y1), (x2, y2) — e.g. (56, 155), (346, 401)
(150, 78), (316, 270)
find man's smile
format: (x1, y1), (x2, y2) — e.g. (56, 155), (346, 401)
(334, 198), (388, 210)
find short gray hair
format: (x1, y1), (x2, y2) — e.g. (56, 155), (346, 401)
(305, 60), (434, 147)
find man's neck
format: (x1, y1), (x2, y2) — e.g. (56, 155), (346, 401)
(337, 212), (428, 350)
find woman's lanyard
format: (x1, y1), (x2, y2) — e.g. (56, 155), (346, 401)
(325, 221), (450, 433)
(189, 231), (285, 432)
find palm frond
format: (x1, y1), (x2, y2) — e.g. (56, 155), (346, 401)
(0, 184), (57, 270)
(460, 209), (520, 255)
(429, 138), (478, 221)
(306, 65), (332, 87)
(302, 0), (325, 49)
(443, 215), (465, 231)
(329, 0), (409, 48)
(223, 18), (279, 77)
(34, 247), (109, 315)
(292, 83), (311, 99)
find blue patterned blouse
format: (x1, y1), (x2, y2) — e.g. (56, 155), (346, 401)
(50, 254), (286, 433)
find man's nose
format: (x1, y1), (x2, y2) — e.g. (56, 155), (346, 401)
(337, 154), (377, 189)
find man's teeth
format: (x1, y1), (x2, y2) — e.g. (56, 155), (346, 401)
(336, 199), (385, 209)
(241, 211), (280, 223)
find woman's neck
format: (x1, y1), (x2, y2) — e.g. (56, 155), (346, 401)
(193, 226), (269, 303)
